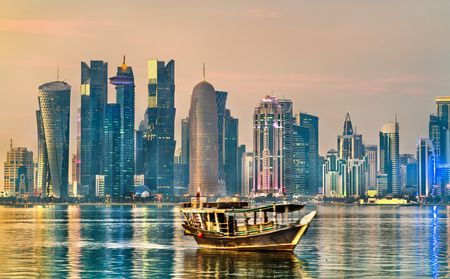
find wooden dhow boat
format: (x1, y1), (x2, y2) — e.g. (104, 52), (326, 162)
(180, 197), (317, 251)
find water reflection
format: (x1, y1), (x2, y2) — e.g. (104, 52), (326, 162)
(0, 205), (449, 278)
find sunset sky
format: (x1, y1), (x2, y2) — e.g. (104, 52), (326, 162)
(1, 1), (450, 184)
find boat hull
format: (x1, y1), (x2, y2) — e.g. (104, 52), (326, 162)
(183, 223), (311, 252)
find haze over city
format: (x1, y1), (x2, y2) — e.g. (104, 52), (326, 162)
(1, 0), (450, 185)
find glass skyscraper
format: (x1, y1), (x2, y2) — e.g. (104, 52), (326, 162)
(109, 57), (135, 197)
(379, 120), (400, 195)
(224, 109), (239, 196)
(337, 113), (363, 160)
(103, 104), (121, 197)
(279, 99), (294, 194)
(215, 91), (228, 187)
(292, 125), (310, 195)
(143, 59), (176, 196)
(417, 138), (435, 197)
(80, 60), (108, 197)
(36, 81), (71, 199)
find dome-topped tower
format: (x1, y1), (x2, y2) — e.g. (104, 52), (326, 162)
(189, 79), (220, 196)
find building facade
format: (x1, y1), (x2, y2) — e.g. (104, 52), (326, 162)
(337, 113), (363, 160)
(379, 120), (400, 195)
(3, 143), (34, 197)
(417, 138), (435, 197)
(291, 124), (309, 195)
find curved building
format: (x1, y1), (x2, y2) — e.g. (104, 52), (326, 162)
(379, 120), (400, 195)
(37, 81), (71, 198)
(189, 81), (220, 196)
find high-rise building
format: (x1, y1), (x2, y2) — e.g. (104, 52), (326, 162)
(3, 142), (34, 197)
(237, 145), (246, 196)
(189, 80), (220, 196)
(143, 59), (175, 196)
(347, 159), (366, 196)
(135, 125), (144, 175)
(109, 57), (135, 196)
(103, 104), (121, 197)
(417, 138), (435, 197)
(224, 109), (239, 196)
(337, 113), (363, 160)
(36, 81), (71, 199)
(400, 154), (416, 194)
(322, 149), (346, 197)
(181, 117), (190, 190)
(173, 148), (187, 196)
(215, 91), (228, 187)
(291, 125), (309, 195)
(75, 108), (81, 190)
(80, 60), (108, 197)
(429, 114), (445, 164)
(379, 119), (400, 195)
(241, 152), (253, 197)
(363, 144), (378, 188)
(253, 96), (284, 194)
(279, 99), (294, 193)
(296, 113), (319, 195)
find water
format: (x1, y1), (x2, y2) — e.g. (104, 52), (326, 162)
(0, 205), (448, 278)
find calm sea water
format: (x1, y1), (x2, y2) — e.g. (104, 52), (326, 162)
(0, 204), (448, 278)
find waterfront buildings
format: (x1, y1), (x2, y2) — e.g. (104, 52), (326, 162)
(279, 99), (294, 193)
(143, 59), (176, 196)
(224, 110), (239, 196)
(379, 119), (400, 195)
(337, 113), (363, 160)
(296, 112), (319, 195)
(363, 144), (378, 188)
(216, 91), (228, 187)
(291, 125), (310, 195)
(36, 81), (71, 199)
(417, 138), (435, 197)
(80, 60), (108, 197)
(322, 149), (346, 197)
(237, 145), (246, 196)
(3, 142), (34, 197)
(109, 57), (135, 197)
(103, 104), (121, 197)
(347, 159), (366, 196)
(188, 80), (220, 196)
(253, 96), (284, 194)
(241, 152), (253, 197)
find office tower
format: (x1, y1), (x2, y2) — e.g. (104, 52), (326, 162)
(75, 108), (81, 189)
(296, 112), (319, 195)
(237, 145), (246, 195)
(173, 148), (185, 196)
(95, 175), (105, 197)
(417, 138), (435, 197)
(224, 109), (239, 196)
(379, 119), (400, 195)
(189, 80), (220, 196)
(135, 124), (144, 175)
(435, 97), (450, 164)
(363, 144), (378, 188)
(400, 154), (416, 194)
(429, 114), (445, 164)
(279, 99), (294, 193)
(376, 173), (388, 195)
(144, 59), (175, 196)
(291, 125), (310, 195)
(318, 155), (324, 194)
(216, 91), (228, 186)
(337, 113), (363, 160)
(322, 149), (346, 197)
(3, 142), (34, 197)
(241, 152), (253, 197)
(347, 159), (366, 196)
(109, 57), (135, 196)
(253, 96), (284, 194)
(71, 154), (77, 184)
(80, 60), (108, 197)
(181, 117), (190, 190)
(36, 81), (71, 199)
(103, 104), (121, 197)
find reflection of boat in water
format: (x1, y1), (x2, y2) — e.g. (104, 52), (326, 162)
(181, 249), (311, 278)
(180, 197), (317, 251)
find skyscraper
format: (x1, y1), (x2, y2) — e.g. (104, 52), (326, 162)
(181, 117), (190, 190)
(322, 149), (346, 197)
(109, 57), (135, 196)
(103, 104), (121, 197)
(347, 159), (366, 196)
(291, 124), (310, 195)
(379, 119), (400, 195)
(3, 142), (34, 197)
(296, 112), (319, 195)
(143, 59), (176, 196)
(337, 113), (363, 160)
(241, 152), (253, 197)
(224, 109), (239, 196)
(237, 144), (246, 196)
(417, 138), (435, 197)
(279, 99), (294, 194)
(80, 60), (108, 197)
(215, 91), (228, 187)
(189, 80), (220, 196)
(36, 81), (71, 199)
(363, 144), (378, 188)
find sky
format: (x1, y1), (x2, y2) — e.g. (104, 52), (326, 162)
(1, 0), (450, 186)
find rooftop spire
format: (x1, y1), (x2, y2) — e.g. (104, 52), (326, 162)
(202, 63), (205, 81)
(121, 55), (127, 71)
(343, 112), (354, 135)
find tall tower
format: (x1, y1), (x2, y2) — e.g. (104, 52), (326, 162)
(215, 91), (228, 187)
(363, 144), (378, 188)
(103, 104), (121, 197)
(80, 60), (108, 197)
(109, 57), (135, 196)
(379, 119), (400, 195)
(3, 143), (34, 197)
(189, 80), (220, 196)
(144, 59), (176, 196)
(224, 109), (239, 195)
(417, 138), (435, 197)
(37, 81), (71, 199)
(253, 96), (284, 194)
(296, 112), (319, 195)
(337, 113), (363, 160)
(279, 99), (294, 193)
(292, 125), (310, 195)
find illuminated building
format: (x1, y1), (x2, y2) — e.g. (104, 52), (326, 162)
(3, 142), (34, 197)
(379, 119), (400, 195)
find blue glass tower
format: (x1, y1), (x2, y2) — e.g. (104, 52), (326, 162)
(224, 109), (239, 196)
(143, 59), (176, 196)
(109, 57), (135, 197)
(297, 113), (319, 195)
(80, 60), (108, 197)
(103, 104), (121, 197)
(292, 124), (310, 195)
(37, 81), (71, 199)
(216, 91), (228, 186)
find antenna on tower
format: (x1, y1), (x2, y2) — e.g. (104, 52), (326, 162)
(203, 63), (205, 81)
